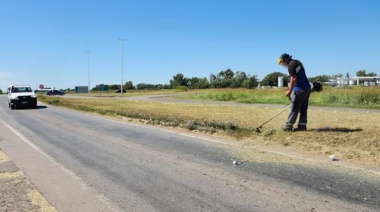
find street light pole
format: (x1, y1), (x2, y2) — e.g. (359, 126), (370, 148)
(85, 50), (90, 94)
(118, 38), (126, 95)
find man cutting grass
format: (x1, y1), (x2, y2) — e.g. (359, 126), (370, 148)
(278, 53), (311, 131)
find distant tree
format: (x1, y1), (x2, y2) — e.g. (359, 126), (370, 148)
(309, 75), (330, 83)
(0, 89), (2, 94)
(170, 73), (189, 88)
(242, 75), (259, 89)
(91, 85), (99, 91)
(155, 84), (170, 89)
(136, 83), (170, 90)
(330, 74), (343, 80)
(136, 83), (152, 89)
(208, 69), (261, 89)
(188, 77), (209, 89)
(136, 83), (146, 89)
(188, 77), (201, 89)
(356, 69), (377, 77)
(209, 74), (216, 83)
(210, 69), (235, 88)
(124, 81), (134, 90)
(198, 78), (210, 89)
(261, 72), (288, 86)
(356, 70), (366, 76)
(92, 84), (109, 91)
(230, 71), (247, 88)
(222, 69), (235, 79)
(216, 78), (232, 88)
(162, 84), (171, 89)
(109, 84), (119, 90)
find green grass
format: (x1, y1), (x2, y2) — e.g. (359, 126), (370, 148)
(177, 86), (380, 109)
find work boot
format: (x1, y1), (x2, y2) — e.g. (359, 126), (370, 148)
(294, 125), (307, 131)
(281, 124), (293, 132)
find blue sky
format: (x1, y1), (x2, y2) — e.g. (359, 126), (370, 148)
(1, 0), (379, 91)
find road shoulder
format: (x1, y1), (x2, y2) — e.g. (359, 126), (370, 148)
(0, 119), (121, 212)
(0, 147), (56, 212)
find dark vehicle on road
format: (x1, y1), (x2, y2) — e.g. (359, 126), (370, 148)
(46, 90), (66, 96)
(114, 89), (126, 93)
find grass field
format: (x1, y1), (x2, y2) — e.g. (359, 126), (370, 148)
(38, 87), (380, 168)
(177, 86), (380, 109)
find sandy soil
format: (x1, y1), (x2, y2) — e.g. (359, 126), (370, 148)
(0, 149), (56, 212)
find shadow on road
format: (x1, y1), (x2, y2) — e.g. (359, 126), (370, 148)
(36, 106), (48, 109)
(14, 106), (48, 110)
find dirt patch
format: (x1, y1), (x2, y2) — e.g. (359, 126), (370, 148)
(0, 172), (40, 212)
(0, 149), (56, 212)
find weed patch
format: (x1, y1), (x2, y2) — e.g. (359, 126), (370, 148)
(48, 98), (60, 105)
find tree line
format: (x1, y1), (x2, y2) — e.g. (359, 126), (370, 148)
(91, 69), (379, 91)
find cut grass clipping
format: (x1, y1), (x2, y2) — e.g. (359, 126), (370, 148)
(39, 95), (380, 167)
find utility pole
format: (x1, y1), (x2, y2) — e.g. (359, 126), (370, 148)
(118, 38), (126, 95)
(85, 50), (91, 94)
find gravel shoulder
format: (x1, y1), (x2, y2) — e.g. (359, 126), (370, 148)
(0, 148), (56, 212)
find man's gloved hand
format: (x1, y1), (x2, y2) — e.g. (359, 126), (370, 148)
(312, 81), (323, 92)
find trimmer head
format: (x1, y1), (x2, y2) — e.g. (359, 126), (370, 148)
(254, 127), (261, 133)
(254, 104), (292, 133)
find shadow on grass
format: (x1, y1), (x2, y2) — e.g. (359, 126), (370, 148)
(311, 127), (363, 133)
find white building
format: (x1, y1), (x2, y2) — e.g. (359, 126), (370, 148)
(326, 76), (380, 87)
(349, 76), (380, 86)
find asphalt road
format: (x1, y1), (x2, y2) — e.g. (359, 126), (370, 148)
(0, 95), (379, 212)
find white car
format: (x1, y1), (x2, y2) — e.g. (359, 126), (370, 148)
(7, 85), (37, 109)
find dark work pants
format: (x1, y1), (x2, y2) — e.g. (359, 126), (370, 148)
(285, 89), (311, 129)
